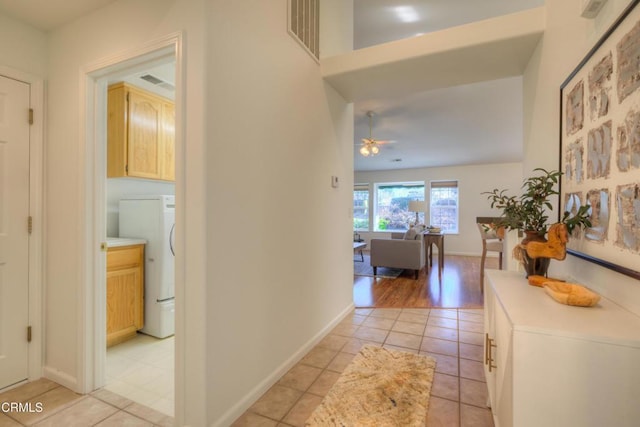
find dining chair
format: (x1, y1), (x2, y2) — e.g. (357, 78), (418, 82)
(477, 222), (504, 292)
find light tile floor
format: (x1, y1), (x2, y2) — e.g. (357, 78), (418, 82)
(0, 378), (173, 426)
(232, 308), (495, 427)
(104, 334), (174, 417)
(1, 310), (493, 426)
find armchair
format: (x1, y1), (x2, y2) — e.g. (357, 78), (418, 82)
(370, 232), (425, 279)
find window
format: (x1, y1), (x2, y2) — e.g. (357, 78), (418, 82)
(430, 180), (459, 233)
(374, 182), (425, 231)
(353, 184), (370, 231)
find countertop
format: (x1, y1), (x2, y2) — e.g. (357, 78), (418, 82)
(106, 237), (147, 248)
(487, 269), (640, 348)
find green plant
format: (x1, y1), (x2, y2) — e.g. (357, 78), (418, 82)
(483, 168), (591, 236)
(377, 218), (390, 230)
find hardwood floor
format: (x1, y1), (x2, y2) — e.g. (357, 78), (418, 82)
(353, 254), (499, 309)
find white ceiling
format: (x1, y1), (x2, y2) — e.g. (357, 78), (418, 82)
(354, 76), (523, 171)
(0, 0), (118, 31)
(352, 0), (544, 171)
(354, 0), (544, 49)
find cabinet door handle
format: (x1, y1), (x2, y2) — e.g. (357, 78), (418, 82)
(485, 333), (497, 372)
(485, 333), (490, 366)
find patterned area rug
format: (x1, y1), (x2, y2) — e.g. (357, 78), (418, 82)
(306, 345), (436, 426)
(354, 255), (404, 279)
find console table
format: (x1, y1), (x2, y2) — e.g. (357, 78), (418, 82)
(484, 270), (640, 427)
(423, 232), (444, 280)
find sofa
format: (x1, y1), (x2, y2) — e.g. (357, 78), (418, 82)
(370, 230), (426, 279)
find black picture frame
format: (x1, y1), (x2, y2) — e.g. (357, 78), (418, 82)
(559, 0), (640, 281)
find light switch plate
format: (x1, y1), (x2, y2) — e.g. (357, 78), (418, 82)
(331, 175), (339, 188)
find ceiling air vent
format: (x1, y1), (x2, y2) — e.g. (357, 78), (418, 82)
(288, 0), (319, 61)
(140, 74), (175, 91)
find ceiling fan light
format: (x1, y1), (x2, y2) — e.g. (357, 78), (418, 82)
(360, 145), (370, 156)
(371, 145), (380, 154)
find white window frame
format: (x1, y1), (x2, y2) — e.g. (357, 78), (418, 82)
(353, 184), (370, 231)
(429, 180), (459, 234)
(373, 181), (425, 232)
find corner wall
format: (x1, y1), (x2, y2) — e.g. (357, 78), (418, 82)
(523, 0), (640, 315)
(203, 0), (354, 424)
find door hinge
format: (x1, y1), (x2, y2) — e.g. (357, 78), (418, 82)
(27, 326), (32, 343)
(28, 216), (33, 234)
(28, 108), (34, 125)
(125, 164), (128, 173)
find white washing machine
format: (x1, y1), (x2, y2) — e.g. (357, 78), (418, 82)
(119, 195), (175, 338)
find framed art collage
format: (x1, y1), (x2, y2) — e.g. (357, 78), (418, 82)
(560, 0), (640, 279)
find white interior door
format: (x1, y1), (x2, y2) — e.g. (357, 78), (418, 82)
(0, 75), (30, 390)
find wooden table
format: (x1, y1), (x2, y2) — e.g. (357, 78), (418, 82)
(353, 241), (366, 262)
(423, 232), (444, 280)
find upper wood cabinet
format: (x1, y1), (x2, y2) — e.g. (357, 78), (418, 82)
(107, 82), (175, 181)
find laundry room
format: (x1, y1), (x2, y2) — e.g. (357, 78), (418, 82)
(102, 58), (176, 417)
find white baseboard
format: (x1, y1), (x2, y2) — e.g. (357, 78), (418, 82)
(43, 366), (79, 392)
(212, 302), (355, 427)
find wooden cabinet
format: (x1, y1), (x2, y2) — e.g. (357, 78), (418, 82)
(107, 244), (144, 347)
(484, 270), (640, 427)
(107, 82), (175, 181)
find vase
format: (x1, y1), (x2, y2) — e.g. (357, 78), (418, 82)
(518, 230), (550, 278)
(520, 253), (551, 278)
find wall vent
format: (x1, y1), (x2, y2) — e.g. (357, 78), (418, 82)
(288, 0), (320, 61)
(140, 74), (175, 91)
(581, 0), (608, 18)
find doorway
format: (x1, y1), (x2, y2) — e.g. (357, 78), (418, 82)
(82, 35), (182, 418)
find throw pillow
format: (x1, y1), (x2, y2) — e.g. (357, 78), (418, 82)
(403, 228), (418, 240)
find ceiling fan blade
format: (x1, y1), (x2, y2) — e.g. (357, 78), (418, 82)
(376, 140), (397, 145)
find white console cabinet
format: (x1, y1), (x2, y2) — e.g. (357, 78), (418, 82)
(484, 270), (640, 427)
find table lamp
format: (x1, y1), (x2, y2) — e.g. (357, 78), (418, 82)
(408, 200), (427, 227)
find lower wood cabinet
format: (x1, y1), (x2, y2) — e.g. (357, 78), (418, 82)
(107, 244), (144, 347)
(484, 270), (640, 427)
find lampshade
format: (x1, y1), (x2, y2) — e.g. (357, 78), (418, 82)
(359, 142), (379, 157)
(408, 200), (427, 212)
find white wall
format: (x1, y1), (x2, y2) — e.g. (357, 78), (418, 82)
(204, 1), (354, 424)
(523, 0), (640, 316)
(45, 0), (209, 425)
(355, 162), (523, 255)
(0, 13), (47, 77)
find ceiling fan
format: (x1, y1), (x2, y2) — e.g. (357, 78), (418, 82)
(359, 111), (395, 157)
